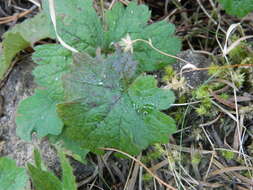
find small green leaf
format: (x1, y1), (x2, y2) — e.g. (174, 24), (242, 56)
(34, 149), (42, 170)
(219, 0), (253, 17)
(0, 157), (28, 190)
(28, 164), (62, 190)
(57, 52), (176, 155)
(0, 12), (53, 84)
(59, 152), (77, 190)
(16, 89), (63, 141)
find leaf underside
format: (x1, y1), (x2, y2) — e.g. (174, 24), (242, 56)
(0, 12), (53, 84)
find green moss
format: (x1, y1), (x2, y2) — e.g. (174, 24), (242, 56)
(232, 70), (245, 88)
(178, 95), (187, 103)
(208, 63), (221, 75)
(142, 173), (152, 181)
(221, 150), (235, 160)
(219, 93), (229, 100)
(229, 42), (251, 64)
(163, 65), (175, 82)
(193, 85), (210, 99)
(191, 152), (201, 165)
(141, 148), (163, 163)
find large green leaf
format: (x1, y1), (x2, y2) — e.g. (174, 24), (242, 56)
(16, 89), (63, 141)
(57, 52), (176, 155)
(104, 2), (181, 71)
(0, 12), (53, 84)
(219, 0), (253, 17)
(0, 157), (28, 190)
(42, 0), (180, 72)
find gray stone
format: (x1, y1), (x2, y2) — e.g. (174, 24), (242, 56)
(0, 56), (59, 170)
(174, 50), (210, 88)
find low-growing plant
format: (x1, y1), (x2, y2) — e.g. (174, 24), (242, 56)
(0, 0), (252, 188)
(13, 0), (181, 157)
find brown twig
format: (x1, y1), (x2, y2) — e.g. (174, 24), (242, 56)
(208, 166), (253, 177)
(0, 5), (36, 25)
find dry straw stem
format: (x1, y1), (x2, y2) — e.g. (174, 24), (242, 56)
(28, 0), (41, 7)
(0, 5), (36, 24)
(208, 166), (253, 177)
(48, 0), (78, 53)
(100, 147), (178, 190)
(182, 63), (253, 73)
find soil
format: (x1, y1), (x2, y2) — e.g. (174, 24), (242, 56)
(0, 56), (56, 166)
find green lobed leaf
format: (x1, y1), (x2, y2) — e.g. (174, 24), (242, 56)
(105, 2), (181, 71)
(133, 21), (181, 71)
(0, 157), (28, 190)
(16, 44), (72, 141)
(0, 12), (53, 84)
(57, 52), (176, 155)
(42, 0), (103, 52)
(104, 2), (150, 45)
(219, 0), (253, 17)
(16, 89), (63, 141)
(42, 0), (180, 72)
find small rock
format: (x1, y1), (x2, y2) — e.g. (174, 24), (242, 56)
(174, 50), (211, 88)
